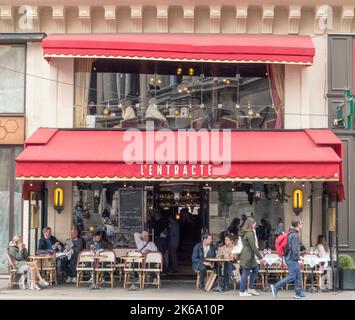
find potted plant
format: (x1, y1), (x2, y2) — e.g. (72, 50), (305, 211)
(338, 254), (355, 290)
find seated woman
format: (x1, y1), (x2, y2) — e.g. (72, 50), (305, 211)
(316, 235), (333, 291)
(8, 235), (50, 290)
(218, 234), (237, 291)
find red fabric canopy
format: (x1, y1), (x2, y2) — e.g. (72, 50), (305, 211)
(42, 34), (315, 65)
(16, 129), (342, 190)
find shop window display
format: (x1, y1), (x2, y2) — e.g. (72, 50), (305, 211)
(74, 59), (283, 130)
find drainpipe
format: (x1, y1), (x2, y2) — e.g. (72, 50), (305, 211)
(309, 182), (313, 247)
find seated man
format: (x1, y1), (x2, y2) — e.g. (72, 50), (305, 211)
(60, 226), (86, 284)
(134, 231), (158, 253)
(8, 235), (49, 290)
(38, 226), (63, 251)
(87, 231), (102, 251)
(192, 233), (216, 290)
(87, 231), (113, 251)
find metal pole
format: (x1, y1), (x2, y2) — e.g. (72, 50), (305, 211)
(335, 199), (340, 290)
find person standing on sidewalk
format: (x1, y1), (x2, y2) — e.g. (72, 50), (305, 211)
(271, 218), (308, 299)
(239, 217), (263, 297)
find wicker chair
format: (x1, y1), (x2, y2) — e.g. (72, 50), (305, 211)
(76, 250), (95, 287)
(96, 250), (116, 288)
(141, 252), (163, 289)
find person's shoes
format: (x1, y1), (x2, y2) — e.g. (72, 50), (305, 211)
(271, 285), (278, 299)
(198, 284), (205, 291)
(153, 278), (158, 285)
(222, 286), (229, 292)
(294, 292), (308, 299)
(239, 291), (252, 297)
(71, 277), (77, 284)
(247, 289), (260, 296)
(38, 279), (50, 287)
(29, 283), (41, 290)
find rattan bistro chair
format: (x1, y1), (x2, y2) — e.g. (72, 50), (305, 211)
(195, 269), (214, 290)
(76, 251), (95, 287)
(123, 252), (145, 289)
(7, 253), (26, 289)
(96, 250), (116, 288)
(113, 248), (134, 283)
(142, 252), (163, 289)
(41, 255), (57, 286)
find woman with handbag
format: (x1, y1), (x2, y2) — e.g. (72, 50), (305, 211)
(239, 217), (263, 297)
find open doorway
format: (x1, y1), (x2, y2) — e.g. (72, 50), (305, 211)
(148, 183), (208, 276)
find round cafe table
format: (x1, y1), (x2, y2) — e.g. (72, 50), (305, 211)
(29, 255), (56, 286)
(80, 254), (108, 290)
(205, 257), (234, 292)
(122, 256), (145, 291)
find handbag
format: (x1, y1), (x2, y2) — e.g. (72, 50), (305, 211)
(232, 236), (243, 255)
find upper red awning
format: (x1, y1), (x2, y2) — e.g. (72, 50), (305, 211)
(16, 129), (342, 189)
(42, 34), (315, 65)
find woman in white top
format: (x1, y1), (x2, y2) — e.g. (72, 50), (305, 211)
(316, 234), (332, 291)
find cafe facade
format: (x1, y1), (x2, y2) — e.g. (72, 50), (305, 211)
(0, 1), (350, 273)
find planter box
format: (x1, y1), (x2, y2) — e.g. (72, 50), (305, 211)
(339, 268), (355, 290)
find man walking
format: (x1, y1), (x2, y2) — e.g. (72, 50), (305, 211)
(271, 218), (308, 299)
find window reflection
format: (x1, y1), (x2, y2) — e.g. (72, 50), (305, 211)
(74, 59), (282, 129)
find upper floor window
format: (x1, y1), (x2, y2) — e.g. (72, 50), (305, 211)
(74, 59), (284, 130)
(0, 45), (25, 114)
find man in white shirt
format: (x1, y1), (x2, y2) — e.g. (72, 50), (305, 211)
(134, 231), (158, 253)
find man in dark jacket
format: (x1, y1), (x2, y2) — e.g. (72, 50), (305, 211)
(271, 218), (308, 299)
(192, 233), (216, 289)
(38, 227), (63, 251)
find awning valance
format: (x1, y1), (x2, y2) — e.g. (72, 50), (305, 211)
(42, 34), (315, 65)
(16, 129), (342, 189)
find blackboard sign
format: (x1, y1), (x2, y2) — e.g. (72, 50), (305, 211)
(119, 188), (143, 231)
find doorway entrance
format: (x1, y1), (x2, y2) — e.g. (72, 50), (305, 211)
(148, 182), (209, 276)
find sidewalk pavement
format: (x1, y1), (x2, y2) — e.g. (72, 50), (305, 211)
(1, 279), (354, 300)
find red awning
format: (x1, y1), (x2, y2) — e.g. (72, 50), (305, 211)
(16, 129), (342, 188)
(42, 34), (315, 65)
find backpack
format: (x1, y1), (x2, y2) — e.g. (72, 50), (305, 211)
(275, 232), (289, 256)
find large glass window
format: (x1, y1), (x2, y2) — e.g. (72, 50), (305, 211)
(0, 45), (25, 114)
(74, 59), (283, 129)
(0, 146), (23, 273)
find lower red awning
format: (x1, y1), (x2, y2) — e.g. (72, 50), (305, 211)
(16, 129), (342, 193)
(42, 33), (315, 65)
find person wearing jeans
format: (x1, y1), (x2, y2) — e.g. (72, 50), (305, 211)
(239, 217), (263, 297)
(271, 218), (308, 299)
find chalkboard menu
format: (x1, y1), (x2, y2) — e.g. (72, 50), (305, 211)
(119, 188), (143, 231)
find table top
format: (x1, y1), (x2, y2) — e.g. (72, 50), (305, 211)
(205, 257), (234, 262)
(29, 255), (54, 260)
(81, 255), (108, 260)
(122, 255), (144, 261)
